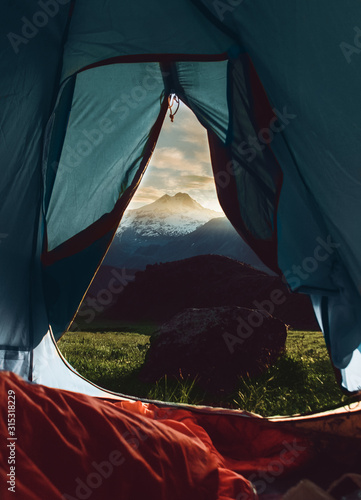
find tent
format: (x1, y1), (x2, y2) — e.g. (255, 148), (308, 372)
(1, 1), (361, 498)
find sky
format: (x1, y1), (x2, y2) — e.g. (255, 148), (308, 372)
(128, 100), (223, 212)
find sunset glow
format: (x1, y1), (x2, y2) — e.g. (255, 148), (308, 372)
(128, 101), (223, 213)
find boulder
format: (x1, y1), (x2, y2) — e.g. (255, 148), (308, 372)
(140, 306), (287, 393)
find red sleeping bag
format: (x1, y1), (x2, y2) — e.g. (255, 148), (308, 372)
(0, 371), (332, 500)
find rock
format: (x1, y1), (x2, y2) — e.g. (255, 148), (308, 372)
(140, 306), (287, 393)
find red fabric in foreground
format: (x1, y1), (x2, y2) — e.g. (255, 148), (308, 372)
(0, 372), (311, 500)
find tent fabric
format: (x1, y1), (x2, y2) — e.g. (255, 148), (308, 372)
(193, 0), (361, 384)
(1, 0), (361, 479)
(42, 61), (169, 337)
(31, 329), (130, 398)
(45, 63), (166, 251)
(0, 1), (72, 377)
(60, 0), (235, 81)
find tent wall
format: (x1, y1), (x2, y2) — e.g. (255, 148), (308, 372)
(0, 2), (71, 376)
(60, 0), (235, 81)
(193, 0), (361, 294)
(191, 0), (361, 388)
(1, 0), (361, 394)
(42, 63), (169, 337)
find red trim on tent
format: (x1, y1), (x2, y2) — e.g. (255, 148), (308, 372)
(207, 54), (283, 274)
(208, 130), (280, 274)
(76, 52), (229, 75)
(247, 56), (284, 273)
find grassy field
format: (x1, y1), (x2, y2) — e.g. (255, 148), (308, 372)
(58, 324), (356, 416)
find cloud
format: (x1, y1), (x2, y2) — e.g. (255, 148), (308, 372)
(128, 186), (165, 208)
(130, 183), (222, 212)
(150, 147), (186, 169)
(178, 115), (208, 145)
(128, 101), (222, 211)
(194, 147), (212, 172)
(179, 174), (214, 189)
(157, 102), (211, 165)
(185, 187), (223, 212)
(150, 146), (206, 175)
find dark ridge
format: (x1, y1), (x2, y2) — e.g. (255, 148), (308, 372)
(88, 255), (319, 331)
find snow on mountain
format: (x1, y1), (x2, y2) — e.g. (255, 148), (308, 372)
(104, 192), (273, 274)
(117, 193), (222, 238)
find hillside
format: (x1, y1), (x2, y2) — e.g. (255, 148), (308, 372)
(86, 255), (319, 330)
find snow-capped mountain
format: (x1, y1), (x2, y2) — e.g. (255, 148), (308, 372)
(117, 192), (222, 239)
(103, 192), (273, 274)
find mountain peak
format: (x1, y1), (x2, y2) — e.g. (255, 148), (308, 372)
(158, 194), (171, 201)
(153, 192), (219, 213)
(117, 192), (223, 238)
(155, 193), (192, 206)
(174, 192), (190, 199)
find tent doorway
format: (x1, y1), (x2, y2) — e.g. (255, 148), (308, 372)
(51, 102), (350, 416)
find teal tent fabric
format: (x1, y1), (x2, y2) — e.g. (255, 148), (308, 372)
(0, 2), (71, 376)
(60, 0), (234, 80)
(45, 63), (167, 250)
(194, 0), (361, 292)
(1, 0), (361, 394)
(193, 0), (361, 379)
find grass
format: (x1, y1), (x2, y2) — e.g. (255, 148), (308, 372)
(57, 323), (154, 397)
(58, 326), (356, 416)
